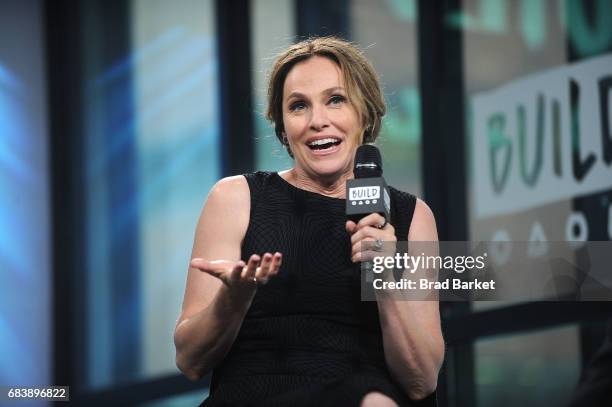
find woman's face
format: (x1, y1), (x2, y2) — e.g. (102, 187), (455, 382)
(282, 55), (362, 180)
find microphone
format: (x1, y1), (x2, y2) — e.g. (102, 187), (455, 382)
(346, 144), (391, 223)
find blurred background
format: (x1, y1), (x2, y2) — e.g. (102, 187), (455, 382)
(1, 0), (611, 405)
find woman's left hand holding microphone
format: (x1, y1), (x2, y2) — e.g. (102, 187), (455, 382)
(346, 213), (396, 263)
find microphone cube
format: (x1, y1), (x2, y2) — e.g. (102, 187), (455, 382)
(346, 177), (391, 222)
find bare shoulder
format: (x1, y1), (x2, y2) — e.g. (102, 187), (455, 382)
(407, 198), (438, 241)
(203, 175), (250, 217)
(207, 175), (250, 204)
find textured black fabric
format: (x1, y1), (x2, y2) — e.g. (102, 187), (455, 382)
(568, 319), (612, 407)
(201, 171), (430, 407)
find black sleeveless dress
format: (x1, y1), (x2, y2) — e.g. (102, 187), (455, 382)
(201, 171), (433, 407)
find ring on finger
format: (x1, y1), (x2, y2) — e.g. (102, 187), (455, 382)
(374, 239), (384, 251)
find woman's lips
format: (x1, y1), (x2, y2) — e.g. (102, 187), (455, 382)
(307, 140), (343, 156)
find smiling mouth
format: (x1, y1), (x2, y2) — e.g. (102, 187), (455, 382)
(307, 137), (342, 151)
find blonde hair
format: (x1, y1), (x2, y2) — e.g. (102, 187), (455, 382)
(266, 37), (386, 155)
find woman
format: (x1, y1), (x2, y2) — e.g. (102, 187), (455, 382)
(174, 37), (444, 406)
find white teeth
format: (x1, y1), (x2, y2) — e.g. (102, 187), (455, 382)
(308, 138), (339, 146)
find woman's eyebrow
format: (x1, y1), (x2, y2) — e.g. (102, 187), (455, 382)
(285, 91), (306, 101)
(321, 86), (345, 95)
(286, 87), (346, 101)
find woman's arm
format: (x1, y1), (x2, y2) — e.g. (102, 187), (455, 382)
(346, 199), (444, 400)
(173, 176), (281, 381)
(376, 199), (444, 400)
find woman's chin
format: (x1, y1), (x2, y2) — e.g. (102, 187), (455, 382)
(294, 149), (354, 181)
(305, 162), (352, 180)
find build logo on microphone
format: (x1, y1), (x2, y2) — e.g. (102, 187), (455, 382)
(349, 186), (380, 205)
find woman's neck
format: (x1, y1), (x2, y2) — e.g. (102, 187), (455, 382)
(282, 167), (353, 198)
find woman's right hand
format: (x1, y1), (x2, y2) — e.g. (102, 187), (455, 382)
(190, 252), (282, 291)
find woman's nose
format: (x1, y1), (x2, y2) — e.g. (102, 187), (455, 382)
(309, 104), (331, 131)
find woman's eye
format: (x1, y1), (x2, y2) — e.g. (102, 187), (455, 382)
(329, 95), (346, 105)
(289, 101), (306, 111)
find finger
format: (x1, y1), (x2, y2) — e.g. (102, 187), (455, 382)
(256, 253), (273, 281)
(345, 220), (357, 234)
(190, 258), (229, 279)
(190, 257), (208, 270)
(229, 260), (246, 284)
(351, 223), (397, 246)
(355, 236), (398, 255)
(352, 249), (380, 263)
(191, 258), (232, 271)
(352, 237), (379, 258)
(356, 213), (385, 230)
(350, 225), (380, 246)
(269, 252), (283, 276)
(241, 254), (260, 282)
